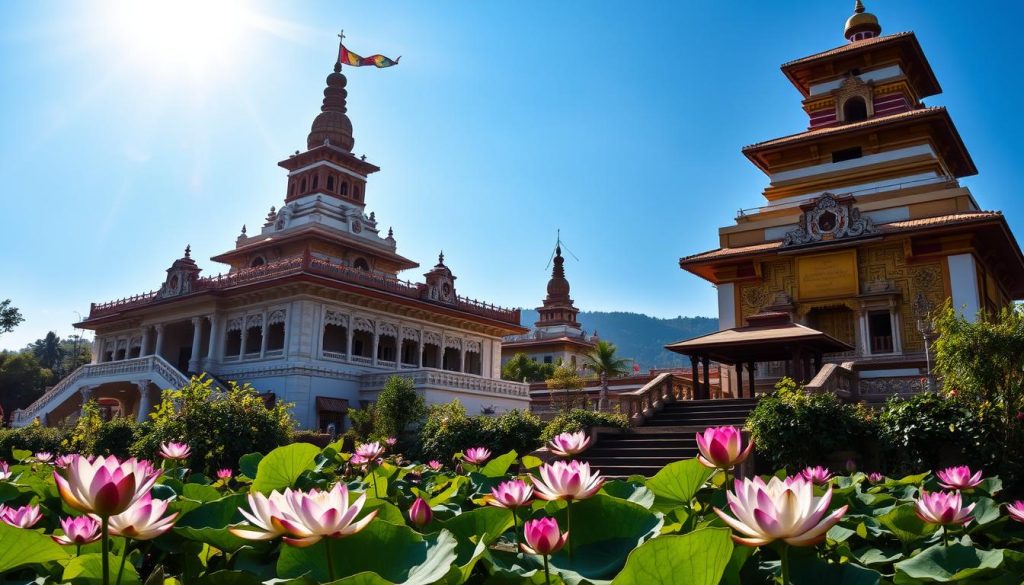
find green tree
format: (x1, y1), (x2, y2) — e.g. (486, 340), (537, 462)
(933, 303), (1024, 456)
(582, 340), (631, 408)
(0, 299), (23, 335)
(373, 375), (426, 439)
(0, 352), (54, 423)
(31, 332), (65, 372)
(545, 362), (587, 410)
(501, 352), (557, 383)
(59, 335), (91, 376)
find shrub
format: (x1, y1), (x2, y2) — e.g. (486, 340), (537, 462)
(540, 408), (629, 442)
(0, 419), (70, 458)
(131, 375), (295, 474)
(94, 417), (143, 458)
(415, 401), (545, 462)
(747, 377), (876, 472)
(373, 375), (426, 439)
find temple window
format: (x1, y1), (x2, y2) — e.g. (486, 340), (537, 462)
(843, 96), (868, 122)
(326, 175), (335, 191)
(831, 146), (863, 163)
(225, 330), (242, 356)
(464, 349), (482, 375)
(377, 333), (397, 362)
(311, 175), (319, 190)
(868, 311), (894, 354)
(322, 323), (348, 357)
(543, 355), (553, 364)
(300, 178), (307, 192)
(442, 347), (461, 372)
(266, 322), (285, 352)
(400, 339), (419, 366)
(340, 182), (349, 196)
(422, 342), (441, 368)
(353, 258), (370, 271)
(244, 326), (262, 355)
(352, 331), (373, 358)
(250, 256), (265, 268)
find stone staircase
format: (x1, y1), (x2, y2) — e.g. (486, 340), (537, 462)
(580, 398), (758, 477)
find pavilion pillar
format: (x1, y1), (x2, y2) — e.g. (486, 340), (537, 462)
(259, 311), (269, 359)
(136, 380), (152, 422)
(188, 317), (203, 372)
(372, 330), (380, 367)
(746, 363), (756, 398)
(154, 325), (165, 360)
(689, 355), (700, 399)
(736, 364), (744, 398)
(417, 339), (424, 368)
(813, 353), (823, 375)
(93, 337), (104, 363)
(140, 328), (151, 357)
(702, 356), (711, 400)
(346, 326), (354, 362)
(206, 315), (220, 365)
(459, 345), (466, 373)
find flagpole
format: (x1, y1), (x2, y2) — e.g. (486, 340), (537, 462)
(337, 29), (345, 71)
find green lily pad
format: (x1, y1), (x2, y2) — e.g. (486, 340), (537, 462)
(788, 551), (882, 585)
(601, 480), (656, 509)
(175, 493), (254, 552)
(645, 458), (715, 512)
(239, 452), (263, 480)
(894, 543), (1004, 583)
(0, 521), (70, 573)
(252, 443), (321, 494)
(480, 450), (518, 477)
(611, 527), (733, 585)
(878, 503), (937, 546)
(63, 552), (140, 585)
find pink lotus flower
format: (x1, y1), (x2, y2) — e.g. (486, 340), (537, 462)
(276, 483), (377, 547)
(714, 475), (848, 547)
(532, 460), (604, 502)
(937, 466), (983, 490)
(801, 466), (834, 485)
(159, 442), (191, 460)
(54, 455), (160, 517)
(408, 497), (432, 528)
(488, 479), (534, 509)
(385, 437), (398, 447)
(521, 517), (568, 556)
(695, 426), (754, 469)
(106, 492), (178, 540)
(230, 489), (296, 541)
(1008, 501), (1024, 524)
(0, 461), (10, 481)
(0, 504), (42, 528)
(55, 454), (77, 468)
(427, 460), (443, 471)
(915, 490), (975, 527)
(463, 447), (492, 466)
(548, 431), (591, 458)
(217, 468), (233, 481)
(349, 454), (369, 467)
(52, 515), (102, 545)
(867, 472), (885, 484)
(33, 452), (54, 464)
(355, 442), (385, 462)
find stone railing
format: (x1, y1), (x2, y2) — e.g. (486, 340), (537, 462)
(87, 254), (521, 326)
(804, 361), (857, 398)
(857, 375), (930, 401)
(11, 355), (189, 426)
(360, 368), (530, 398)
(616, 373), (693, 425)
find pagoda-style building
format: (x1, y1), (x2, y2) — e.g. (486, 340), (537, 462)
(671, 2), (1024, 399)
(13, 56), (530, 429)
(502, 243), (598, 370)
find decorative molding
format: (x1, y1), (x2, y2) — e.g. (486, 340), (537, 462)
(324, 310), (349, 328)
(245, 314), (263, 328)
(226, 317), (244, 332)
(782, 194), (878, 247)
(423, 331), (442, 346)
(352, 316), (375, 333)
(444, 335), (462, 350)
(401, 327), (420, 342)
(465, 340), (481, 353)
(378, 322), (399, 337)
(268, 309), (287, 325)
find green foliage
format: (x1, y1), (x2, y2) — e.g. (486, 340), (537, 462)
(251, 443), (320, 493)
(500, 352), (556, 383)
(540, 408), (628, 442)
(345, 404), (376, 443)
(93, 416), (143, 458)
(611, 528), (733, 585)
(415, 400), (544, 462)
(0, 351), (54, 421)
(582, 339), (632, 380)
(0, 419), (69, 457)
(544, 363), (588, 411)
(747, 377), (877, 471)
(0, 299), (24, 335)
(63, 399), (103, 454)
(131, 375), (294, 474)
(372, 375), (426, 439)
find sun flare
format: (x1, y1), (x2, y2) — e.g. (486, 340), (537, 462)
(104, 0), (251, 75)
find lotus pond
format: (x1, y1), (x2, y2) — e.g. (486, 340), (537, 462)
(0, 432), (1022, 584)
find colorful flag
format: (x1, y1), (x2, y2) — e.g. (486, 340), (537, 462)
(339, 45), (400, 68)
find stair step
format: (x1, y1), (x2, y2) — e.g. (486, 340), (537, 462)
(585, 447), (696, 458)
(645, 418), (749, 426)
(588, 466), (667, 478)
(595, 438), (697, 448)
(585, 457), (687, 468)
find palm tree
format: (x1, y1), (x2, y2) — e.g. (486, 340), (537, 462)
(582, 340), (631, 410)
(32, 331), (64, 373)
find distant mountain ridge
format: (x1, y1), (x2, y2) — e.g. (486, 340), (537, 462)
(517, 309), (718, 369)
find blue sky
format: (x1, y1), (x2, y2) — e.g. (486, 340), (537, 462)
(2, 1), (1023, 351)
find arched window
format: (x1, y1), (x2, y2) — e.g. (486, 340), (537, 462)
(326, 175), (334, 191)
(311, 175), (319, 190)
(250, 256), (265, 268)
(843, 97), (868, 122)
(340, 182), (349, 196)
(300, 178), (307, 192)
(353, 258), (370, 271)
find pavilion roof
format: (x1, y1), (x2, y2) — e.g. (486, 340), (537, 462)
(665, 321), (852, 364)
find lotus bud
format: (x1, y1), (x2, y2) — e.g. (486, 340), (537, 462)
(1007, 501), (1024, 524)
(488, 479), (534, 509)
(521, 517), (568, 556)
(52, 515), (102, 545)
(936, 466), (983, 490)
(408, 497), (432, 528)
(801, 466), (833, 485)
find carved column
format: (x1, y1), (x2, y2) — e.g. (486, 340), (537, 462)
(459, 344), (466, 373)
(139, 328), (151, 357)
(259, 310), (269, 359)
(206, 314), (220, 365)
(346, 324), (354, 361)
(93, 337), (104, 363)
(239, 319), (248, 360)
(736, 364), (744, 398)
(188, 317), (203, 372)
(154, 325), (165, 360)
(417, 334), (424, 368)
(702, 356), (711, 400)
(371, 328), (380, 367)
(135, 380), (152, 422)
(689, 355), (700, 399)
(746, 363), (756, 398)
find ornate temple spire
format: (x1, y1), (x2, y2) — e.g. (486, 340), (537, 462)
(536, 235), (581, 329)
(306, 53), (355, 151)
(844, 0), (882, 42)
